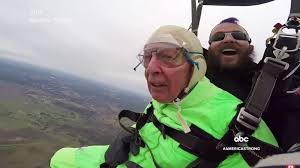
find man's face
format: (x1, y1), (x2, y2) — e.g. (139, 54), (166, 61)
(208, 23), (252, 69)
(144, 43), (192, 103)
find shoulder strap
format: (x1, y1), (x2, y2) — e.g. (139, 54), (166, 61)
(236, 56), (288, 134)
(152, 115), (233, 163)
(110, 101), (283, 168)
(118, 103), (154, 134)
(237, 18), (300, 135)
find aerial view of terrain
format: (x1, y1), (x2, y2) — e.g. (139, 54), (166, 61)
(0, 58), (149, 168)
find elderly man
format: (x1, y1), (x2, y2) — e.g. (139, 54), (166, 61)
(206, 17), (300, 151)
(50, 25), (278, 168)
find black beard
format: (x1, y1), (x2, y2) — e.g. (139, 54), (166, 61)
(206, 46), (254, 72)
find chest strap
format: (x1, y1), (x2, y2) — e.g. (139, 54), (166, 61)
(151, 110), (282, 167)
(116, 104), (282, 167)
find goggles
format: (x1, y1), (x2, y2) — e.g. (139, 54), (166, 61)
(137, 47), (186, 68)
(209, 31), (250, 43)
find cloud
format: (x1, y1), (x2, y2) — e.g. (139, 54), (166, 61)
(0, 0), (290, 94)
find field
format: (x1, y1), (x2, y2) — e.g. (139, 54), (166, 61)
(0, 58), (148, 168)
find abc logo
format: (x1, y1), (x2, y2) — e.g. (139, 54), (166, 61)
(234, 135), (249, 143)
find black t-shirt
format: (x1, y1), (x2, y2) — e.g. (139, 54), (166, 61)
(205, 60), (257, 101)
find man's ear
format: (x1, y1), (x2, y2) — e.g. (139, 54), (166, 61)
(246, 45), (255, 62)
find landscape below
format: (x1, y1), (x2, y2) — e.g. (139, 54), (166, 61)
(0, 58), (148, 168)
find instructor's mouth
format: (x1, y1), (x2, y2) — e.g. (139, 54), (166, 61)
(222, 49), (237, 56)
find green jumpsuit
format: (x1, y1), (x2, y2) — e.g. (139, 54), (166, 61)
(50, 77), (278, 168)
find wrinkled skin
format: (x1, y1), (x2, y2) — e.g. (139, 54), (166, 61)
(144, 43), (192, 103)
(208, 23), (254, 70)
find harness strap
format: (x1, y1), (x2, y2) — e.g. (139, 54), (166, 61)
(152, 116), (233, 163)
(228, 110), (283, 166)
(237, 18), (300, 135)
(125, 161), (143, 168)
(238, 135), (283, 166)
(151, 105), (283, 167)
(118, 103), (154, 133)
(237, 57), (288, 134)
(117, 104), (162, 168)
(109, 103), (282, 167)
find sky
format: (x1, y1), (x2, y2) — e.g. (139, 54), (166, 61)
(0, 0), (291, 96)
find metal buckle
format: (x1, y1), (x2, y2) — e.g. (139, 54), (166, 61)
(273, 27), (300, 52)
(264, 57), (289, 71)
(236, 107), (261, 131)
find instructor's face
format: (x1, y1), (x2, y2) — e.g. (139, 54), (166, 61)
(208, 23), (252, 69)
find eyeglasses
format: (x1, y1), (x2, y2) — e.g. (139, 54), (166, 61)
(209, 31), (250, 43)
(137, 47), (186, 68)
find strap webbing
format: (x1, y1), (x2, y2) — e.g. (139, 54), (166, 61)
(237, 52), (289, 135)
(117, 103), (283, 167)
(152, 112), (283, 167)
(152, 116), (232, 163)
